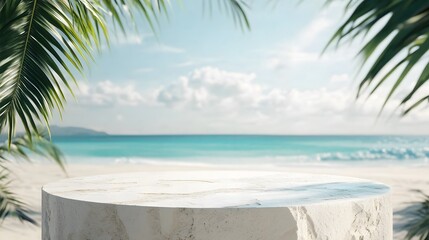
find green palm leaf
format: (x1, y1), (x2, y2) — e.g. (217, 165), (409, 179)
(397, 190), (429, 240)
(0, 170), (36, 225)
(0, 132), (64, 224)
(326, 0), (429, 115)
(0, 0), (249, 143)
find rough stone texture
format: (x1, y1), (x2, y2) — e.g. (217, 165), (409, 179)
(42, 171), (392, 240)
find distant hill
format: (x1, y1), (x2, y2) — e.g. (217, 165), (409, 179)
(49, 125), (108, 136)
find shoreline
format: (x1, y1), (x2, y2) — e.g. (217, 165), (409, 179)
(1, 162), (428, 239)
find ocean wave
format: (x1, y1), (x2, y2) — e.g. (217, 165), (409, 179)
(57, 146), (429, 166)
(315, 147), (429, 162)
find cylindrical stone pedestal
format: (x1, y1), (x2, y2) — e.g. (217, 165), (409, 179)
(42, 171), (391, 239)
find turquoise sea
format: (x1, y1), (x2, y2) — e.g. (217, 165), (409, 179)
(51, 135), (429, 166)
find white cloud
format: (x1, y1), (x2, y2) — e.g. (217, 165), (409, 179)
(173, 58), (219, 68)
(153, 67), (429, 128)
(175, 61), (196, 67)
(156, 67), (260, 109)
(296, 15), (333, 48)
(75, 81), (145, 106)
(265, 14), (332, 69)
(266, 49), (320, 69)
(65, 67), (429, 134)
(154, 67), (355, 118)
(330, 74), (350, 83)
(111, 33), (152, 46)
(264, 3), (355, 70)
(149, 44), (185, 54)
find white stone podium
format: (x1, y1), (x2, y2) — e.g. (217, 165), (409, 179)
(42, 171), (391, 240)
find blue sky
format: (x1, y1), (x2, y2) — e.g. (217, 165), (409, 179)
(51, 0), (429, 135)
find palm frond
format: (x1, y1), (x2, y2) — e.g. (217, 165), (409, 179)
(0, 132), (65, 171)
(0, 169), (36, 225)
(0, 0), (249, 144)
(214, 0), (251, 30)
(1, 0), (97, 143)
(401, 190), (429, 240)
(326, 0), (429, 115)
(0, 132), (64, 224)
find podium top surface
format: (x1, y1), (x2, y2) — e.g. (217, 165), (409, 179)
(43, 171), (389, 208)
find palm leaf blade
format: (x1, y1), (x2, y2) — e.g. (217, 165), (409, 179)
(327, 0), (429, 116)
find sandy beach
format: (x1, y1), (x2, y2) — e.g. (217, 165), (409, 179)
(0, 162), (428, 239)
